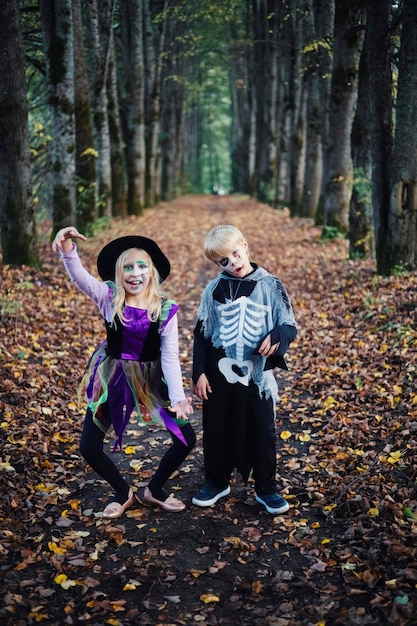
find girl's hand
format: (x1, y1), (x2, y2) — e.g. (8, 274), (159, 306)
(192, 373), (212, 401)
(169, 397), (194, 420)
(52, 227), (87, 253)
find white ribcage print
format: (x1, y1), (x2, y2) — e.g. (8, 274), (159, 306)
(219, 296), (271, 361)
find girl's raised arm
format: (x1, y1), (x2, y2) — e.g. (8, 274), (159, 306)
(52, 227), (87, 253)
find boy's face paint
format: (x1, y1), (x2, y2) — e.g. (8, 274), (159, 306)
(217, 241), (252, 277)
(122, 251), (150, 295)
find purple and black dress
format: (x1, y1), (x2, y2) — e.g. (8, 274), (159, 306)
(60, 244), (187, 450)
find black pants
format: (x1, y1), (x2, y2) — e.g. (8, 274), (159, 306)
(80, 407), (196, 503)
(202, 378), (277, 495)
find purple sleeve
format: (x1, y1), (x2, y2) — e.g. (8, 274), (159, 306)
(60, 244), (113, 321)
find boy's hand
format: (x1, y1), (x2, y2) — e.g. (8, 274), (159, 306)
(52, 227), (87, 253)
(192, 374), (212, 401)
(258, 333), (280, 357)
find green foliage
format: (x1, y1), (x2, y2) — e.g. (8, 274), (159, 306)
(75, 177), (97, 216)
(321, 225), (346, 241)
(0, 297), (24, 322)
(84, 216), (112, 238)
(352, 168), (371, 204)
(0, 281), (33, 325)
(391, 262), (409, 276)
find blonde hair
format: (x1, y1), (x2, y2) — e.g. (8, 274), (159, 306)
(204, 224), (246, 262)
(112, 248), (167, 324)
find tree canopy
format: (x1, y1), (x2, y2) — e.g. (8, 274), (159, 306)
(0, 0), (417, 273)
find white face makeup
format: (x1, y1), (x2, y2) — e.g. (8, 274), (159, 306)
(122, 251), (150, 295)
(217, 242), (252, 277)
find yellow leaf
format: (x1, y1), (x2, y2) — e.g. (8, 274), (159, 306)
(190, 569), (205, 577)
(123, 580), (141, 591)
(200, 593), (220, 603)
(48, 541), (66, 555)
(252, 580), (263, 593)
(280, 430), (292, 440)
(0, 461), (15, 472)
(124, 446), (136, 455)
(388, 450), (402, 464)
(299, 433), (311, 442)
(54, 574), (76, 589)
(368, 508), (379, 517)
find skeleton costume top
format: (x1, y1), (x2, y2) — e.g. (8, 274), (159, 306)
(193, 263), (297, 404)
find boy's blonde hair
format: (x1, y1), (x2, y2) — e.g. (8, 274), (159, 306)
(204, 225), (246, 262)
(113, 248), (166, 324)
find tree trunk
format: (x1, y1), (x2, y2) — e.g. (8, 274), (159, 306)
(229, 4), (253, 195)
(323, 0), (365, 234)
(119, 0), (146, 215)
(366, 0), (393, 274)
(0, 0), (39, 267)
(314, 0), (335, 223)
(252, 0), (275, 203)
(349, 22), (373, 258)
(388, 0), (417, 269)
(301, 0), (333, 218)
(287, 0), (308, 217)
(85, 0), (113, 218)
(107, 39), (127, 217)
(73, 0), (97, 231)
(40, 0), (76, 234)
(159, 11), (186, 201)
(143, 0), (163, 207)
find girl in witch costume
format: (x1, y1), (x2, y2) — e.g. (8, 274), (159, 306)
(192, 225), (297, 514)
(52, 227), (195, 518)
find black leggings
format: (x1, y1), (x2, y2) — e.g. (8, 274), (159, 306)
(80, 408), (196, 503)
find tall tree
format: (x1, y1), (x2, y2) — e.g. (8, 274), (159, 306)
(349, 22), (373, 258)
(159, 4), (187, 201)
(143, 0), (164, 206)
(119, 0), (146, 215)
(0, 0), (39, 266)
(40, 0), (76, 234)
(322, 0), (365, 233)
(388, 0), (417, 270)
(73, 0), (97, 230)
(366, 0), (393, 274)
(107, 36), (127, 217)
(229, 1), (254, 194)
(84, 0), (114, 218)
(301, 0), (334, 219)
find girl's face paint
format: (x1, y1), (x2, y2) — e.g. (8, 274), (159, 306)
(122, 251), (150, 295)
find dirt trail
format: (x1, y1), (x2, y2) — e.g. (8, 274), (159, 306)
(1, 195), (416, 625)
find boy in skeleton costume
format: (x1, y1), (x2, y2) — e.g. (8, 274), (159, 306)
(192, 225), (297, 514)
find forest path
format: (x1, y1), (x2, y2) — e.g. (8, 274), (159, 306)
(1, 194), (416, 625)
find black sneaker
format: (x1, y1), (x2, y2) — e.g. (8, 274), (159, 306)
(192, 484), (231, 507)
(255, 492), (289, 514)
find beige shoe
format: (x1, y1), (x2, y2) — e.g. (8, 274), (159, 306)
(143, 486), (186, 512)
(102, 489), (135, 519)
